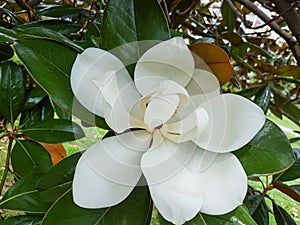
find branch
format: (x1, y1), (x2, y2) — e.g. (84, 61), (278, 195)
(272, 0), (300, 44)
(234, 0), (300, 66)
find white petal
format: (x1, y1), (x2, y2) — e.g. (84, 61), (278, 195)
(144, 94), (179, 131)
(101, 71), (143, 132)
(134, 37), (194, 95)
(186, 149), (247, 215)
(195, 94), (265, 152)
(72, 131), (152, 208)
(166, 107), (209, 143)
(185, 69), (221, 107)
(141, 139), (203, 224)
(71, 48), (125, 117)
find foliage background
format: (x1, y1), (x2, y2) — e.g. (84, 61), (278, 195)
(0, 0), (299, 224)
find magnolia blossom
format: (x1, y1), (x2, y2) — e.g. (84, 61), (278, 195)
(71, 37), (265, 225)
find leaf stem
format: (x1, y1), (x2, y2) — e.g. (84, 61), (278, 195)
(0, 137), (14, 195)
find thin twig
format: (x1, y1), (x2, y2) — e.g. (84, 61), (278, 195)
(0, 138), (13, 195)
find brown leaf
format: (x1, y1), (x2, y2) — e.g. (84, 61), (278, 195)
(189, 42), (234, 85)
(273, 182), (300, 202)
(39, 142), (67, 165)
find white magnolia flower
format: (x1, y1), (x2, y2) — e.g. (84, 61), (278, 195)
(71, 37), (265, 225)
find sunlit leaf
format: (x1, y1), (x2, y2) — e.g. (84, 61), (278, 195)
(189, 42), (234, 85)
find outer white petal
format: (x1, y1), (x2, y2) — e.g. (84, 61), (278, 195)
(134, 37), (194, 95)
(141, 138), (203, 224)
(71, 48), (125, 117)
(101, 71), (144, 133)
(144, 94), (179, 131)
(195, 93), (265, 152)
(73, 131), (152, 208)
(185, 149), (247, 215)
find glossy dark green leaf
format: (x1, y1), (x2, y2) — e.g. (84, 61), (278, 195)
(254, 84), (271, 113)
(20, 97), (54, 129)
(275, 148), (300, 182)
(221, 0), (236, 32)
(37, 152), (81, 190)
(159, 206), (257, 225)
(0, 61), (26, 123)
(244, 194), (269, 225)
(0, 8), (23, 25)
(39, 181), (73, 203)
(50, 99), (71, 120)
(236, 85), (263, 99)
(246, 42), (273, 58)
(23, 85), (47, 110)
(101, 0), (170, 64)
(14, 38), (76, 113)
(22, 119), (85, 143)
(0, 173), (51, 213)
(35, 4), (88, 18)
(17, 27), (83, 52)
(0, 43), (14, 61)
(272, 201), (296, 225)
(11, 140), (53, 177)
(41, 186), (152, 225)
(0, 27), (17, 42)
(274, 94), (300, 122)
(0, 215), (42, 225)
(234, 119), (295, 176)
(14, 20), (81, 35)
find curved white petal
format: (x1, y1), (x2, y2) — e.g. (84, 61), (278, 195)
(141, 139), (203, 224)
(186, 149), (247, 215)
(101, 71), (143, 133)
(195, 94), (265, 152)
(185, 69), (221, 107)
(73, 131), (152, 208)
(134, 37), (194, 96)
(144, 95), (179, 131)
(71, 48), (125, 117)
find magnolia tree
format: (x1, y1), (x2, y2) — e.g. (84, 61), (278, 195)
(0, 0), (299, 225)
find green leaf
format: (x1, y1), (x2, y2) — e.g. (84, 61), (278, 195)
(41, 186), (152, 225)
(0, 27), (17, 42)
(221, 0), (236, 32)
(0, 215), (42, 225)
(23, 85), (47, 110)
(37, 152), (81, 190)
(21, 119), (85, 143)
(0, 61), (26, 123)
(246, 42), (273, 59)
(15, 20), (81, 36)
(0, 173), (51, 213)
(276, 65), (300, 79)
(20, 97), (54, 129)
(11, 140), (53, 177)
(254, 84), (271, 113)
(35, 4), (88, 18)
(101, 0), (170, 65)
(274, 94), (300, 122)
(235, 85), (263, 99)
(159, 206), (257, 225)
(244, 194), (269, 225)
(276, 148), (300, 182)
(234, 119), (295, 176)
(17, 27), (83, 52)
(0, 43), (14, 61)
(272, 201), (296, 225)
